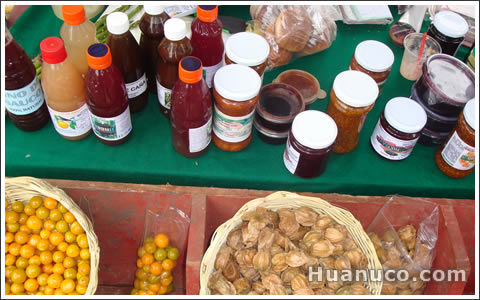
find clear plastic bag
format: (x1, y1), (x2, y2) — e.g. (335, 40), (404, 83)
(247, 5), (340, 70)
(366, 196), (439, 295)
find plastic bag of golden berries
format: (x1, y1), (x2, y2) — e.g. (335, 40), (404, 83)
(366, 196), (439, 295)
(131, 205), (191, 295)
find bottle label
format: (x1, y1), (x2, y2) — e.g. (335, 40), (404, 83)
(156, 79), (172, 109)
(5, 77), (45, 116)
(48, 104), (91, 137)
(212, 105), (254, 143)
(189, 117), (212, 153)
(203, 60), (224, 88)
(283, 136), (300, 174)
(371, 120), (419, 160)
(125, 73), (147, 99)
(441, 131), (475, 170)
(89, 107), (132, 141)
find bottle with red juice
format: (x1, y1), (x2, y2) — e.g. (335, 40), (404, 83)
(191, 5), (225, 88)
(139, 5), (170, 94)
(85, 43), (132, 146)
(170, 56), (212, 157)
(156, 18), (193, 119)
(106, 12), (148, 113)
(5, 28), (49, 131)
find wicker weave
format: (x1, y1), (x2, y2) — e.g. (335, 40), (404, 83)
(199, 191), (383, 295)
(5, 177), (99, 295)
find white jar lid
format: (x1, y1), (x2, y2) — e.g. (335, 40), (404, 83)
(291, 110), (338, 150)
(333, 70), (379, 108)
(354, 40), (394, 72)
(144, 5), (164, 15)
(384, 97), (427, 134)
(433, 10), (469, 38)
(164, 18), (187, 41)
(463, 99), (475, 130)
(214, 64), (261, 101)
(106, 12), (129, 35)
(225, 32), (270, 66)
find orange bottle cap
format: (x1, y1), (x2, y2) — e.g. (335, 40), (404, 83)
(197, 5), (218, 22)
(178, 57), (203, 84)
(86, 43), (112, 70)
(62, 5), (86, 26)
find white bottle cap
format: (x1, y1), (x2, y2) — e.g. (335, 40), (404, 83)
(433, 10), (469, 38)
(214, 64), (261, 101)
(333, 70), (379, 108)
(164, 18), (187, 41)
(384, 97), (427, 134)
(463, 99), (475, 130)
(354, 40), (394, 72)
(106, 12), (129, 35)
(291, 110), (338, 150)
(225, 32), (270, 66)
(144, 5), (165, 15)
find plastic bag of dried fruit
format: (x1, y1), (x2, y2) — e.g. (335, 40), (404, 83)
(247, 5), (342, 70)
(366, 196), (439, 295)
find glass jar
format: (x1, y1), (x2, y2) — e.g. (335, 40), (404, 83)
(224, 32), (269, 78)
(466, 46), (474, 71)
(435, 99), (475, 178)
(327, 71), (379, 154)
(349, 40), (394, 91)
(427, 10), (469, 56)
(272, 69), (326, 108)
(283, 110), (338, 178)
(212, 64), (261, 152)
(371, 97), (427, 160)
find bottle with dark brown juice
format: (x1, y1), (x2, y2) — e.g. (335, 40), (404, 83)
(5, 28), (49, 131)
(139, 5), (170, 94)
(106, 12), (148, 113)
(156, 18), (193, 119)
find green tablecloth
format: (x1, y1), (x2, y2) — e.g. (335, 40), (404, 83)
(5, 5), (475, 199)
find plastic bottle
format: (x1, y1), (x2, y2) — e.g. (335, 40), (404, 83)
(139, 5), (170, 94)
(85, 43), (132, 146)
(106, 12), (148, 113)
(170, 57), (212, 157)
(40, 37), (91, 140)
(191, 5), (225, 88)
(5, 28), (49, 131)
(156, 18), (193, 119)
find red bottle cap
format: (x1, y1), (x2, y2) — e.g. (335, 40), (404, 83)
(197, 5), (218, 22)
(86, 43), (112, 70)
(40, 37), (67, 64)
(178, 57), (203, 84)
(62, 5), (86, 26)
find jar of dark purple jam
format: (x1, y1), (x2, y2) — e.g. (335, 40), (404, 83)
(427, 10), (469, 56)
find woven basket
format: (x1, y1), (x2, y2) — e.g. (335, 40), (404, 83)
(200, 191), (383, 295)
(5, 177), (100, 295)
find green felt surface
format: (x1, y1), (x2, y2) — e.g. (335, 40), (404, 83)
(5, 5), (474, 199)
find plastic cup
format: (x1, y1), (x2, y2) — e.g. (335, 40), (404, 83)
(400, 33), (441, 81)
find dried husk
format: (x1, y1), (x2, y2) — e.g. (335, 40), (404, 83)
(269, 284), (288, 295)
(397, 288), (414, 295)
(332, 243), (344, 256)
(309, 271), (326, 289)
(281, 267), (301, 283)
(334, 224), (349, 237)
(278, 209), (300, 237)
(274, 231), (289, 249)
(294, 207), (318, 227)
(235, 248), (256, 266)
(326, 277), (343, 291)
(398, 225), (416, 249)
(318, 257), (336, 270)
(261, 272), (283, 290)
(415, 243), (432, 269)
(208, 270), (237, 295)
(382, 230), (398, 245)
(226, 229), (243, 250)
(336, 284), (370, 295)
(313, 215), (333, 230)
(271, 252), (288, 273)
(242, 223), (259, 248)
(285, 250), (308, 267)
(368, 232), (382, 250)
(289, 225), (308, 241)
(325, 227), (346, 244)
(239, 264), (260, 282)
(252, 281), (267, 294)
(215, 246), (233, 270)
(376, 246), (388, 264)
(334, 255), (351, 270)
(342, 238), (358, 251)
(253, 250), (271, 272)
(223, 260), (241, 282)
(383, 246), (403, 269)
(258, 227), (276, 250)
(293, 287), (315, 295)
(291, 273), (309, 291)
(311, 240), (335, 257)
(269, 245), (283, 257)
(303, 230), (324, 248)
(345, 248), (368, 269)
(233, 278), (251, 295)
(380, 282), (397, 295)
(409, 278), (425, 291)
(247, 291), (260, 295)
(315, 287), (335, 295)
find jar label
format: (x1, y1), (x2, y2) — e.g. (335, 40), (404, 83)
(5, 77), (45, 116)
(203, 60), (224, 89)
(213, 105), (254, 143)
(48, 104), (91, 137)
(89, 107), (132, 141)
(125, 73), (147, 99)
(283, 136), (300, 174)
(189, 117), (212, 153)
(156, 79), (172, 109)
(441, 131), (475, 170)
(370, 120), (419, 160)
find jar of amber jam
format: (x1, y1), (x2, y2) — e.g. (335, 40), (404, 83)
(371, 97), (427, 160)
(327, 70), (379, 154)
(283, 110), (338, 178)
(349, 40), (394, 91)
(224, 32), (269, 78)
(212, 64), (261, 152)
(435, 99), (475, 178)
